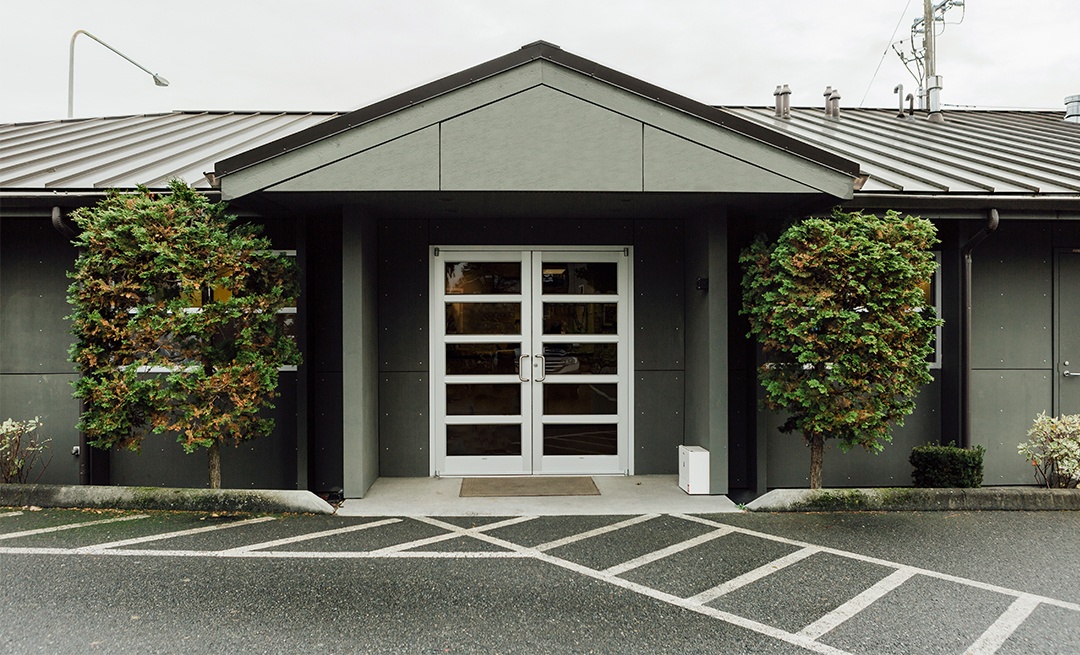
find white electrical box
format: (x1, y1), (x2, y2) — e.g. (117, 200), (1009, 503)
(678, 445), (709, 495)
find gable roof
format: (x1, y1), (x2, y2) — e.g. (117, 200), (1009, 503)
(214, 41), (859, 185)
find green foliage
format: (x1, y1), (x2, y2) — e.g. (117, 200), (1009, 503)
(67, 180), (300, 457)
(0, 417), (52, 484)
(1019, 412), (1080, 488)
(909, 442), (984, 488)
(740, 209), (941, 459)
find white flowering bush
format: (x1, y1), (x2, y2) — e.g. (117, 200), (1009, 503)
(1018, 413), (1080, 488)
(0, 417), (52, 484)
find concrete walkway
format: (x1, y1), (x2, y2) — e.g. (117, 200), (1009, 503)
(337, 475), (742, 516)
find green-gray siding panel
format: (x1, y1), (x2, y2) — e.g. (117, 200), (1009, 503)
(342, 210), (379, 498)
(764, 377), (943, 488)
(378, 219), (429, 372)
(643, 126), (817, 194)
(634, 220), (684, 371)
(379, 372), (429, 476)
(971, 222), (1053, 370)
(972, 369), (1053, 485)
(0, 218), (75, 374)
(440, 85), (642, 191)
(270, 126), (440, 192)
(0, 373), (80, 485)
(634, 371), (684, 474)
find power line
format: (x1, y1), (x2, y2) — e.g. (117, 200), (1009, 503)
(860, 0), (915, 107)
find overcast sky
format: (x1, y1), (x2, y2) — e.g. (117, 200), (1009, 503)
(2, 0), (1077, 123)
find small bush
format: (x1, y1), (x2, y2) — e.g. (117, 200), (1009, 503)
(910, 442), (984, 488)
(1018, 413), (1080, 488)
(0, 417), (52, 484)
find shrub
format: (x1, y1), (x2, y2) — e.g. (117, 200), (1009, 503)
(910, 442), (984, 488)
(1018, 413), (1080, 488)
(0, 417), (52, 484)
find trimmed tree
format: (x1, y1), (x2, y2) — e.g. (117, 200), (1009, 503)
(67, 180), (300, 488)
(740, 209), (940, 489)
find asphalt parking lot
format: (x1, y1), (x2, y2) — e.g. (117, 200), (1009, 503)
(1, 508), (1077, 654)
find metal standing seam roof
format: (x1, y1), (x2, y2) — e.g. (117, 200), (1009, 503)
(1, 106), (1078, 198)
(722, 107), (1080, 195)
(0, 111), (342, 191)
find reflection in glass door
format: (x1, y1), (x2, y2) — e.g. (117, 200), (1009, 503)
(431, 248), (631, 476)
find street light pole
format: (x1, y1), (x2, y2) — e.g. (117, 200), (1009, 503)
(68, 29), (169, 118)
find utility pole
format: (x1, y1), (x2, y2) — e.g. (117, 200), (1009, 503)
(893, 0), (963, 120)
(924, 0), (944, 122)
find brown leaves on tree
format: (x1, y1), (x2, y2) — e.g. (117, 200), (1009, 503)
(67, 181), (300, 487)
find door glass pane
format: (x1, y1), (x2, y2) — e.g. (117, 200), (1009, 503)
(446, 343), (521, 375)
(447, 424), (521, 456)
(445, 303), (520, 335)
(543, 384), (618, 415)
(543, 343), (617, 374)
(445, 262), (521, 294)
(544, 424), (617, 455)
(446, 384), (520, 415)
(542, 262), (617, 294)
(543, 303), (617, 334)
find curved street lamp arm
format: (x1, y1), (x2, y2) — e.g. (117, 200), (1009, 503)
(68, 29), (169, 118)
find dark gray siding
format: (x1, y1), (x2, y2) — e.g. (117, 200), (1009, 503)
(109, 374), (298, 488)
(633, 219), (685, 474)
(377, 219), (430, 476)
(0, 218), (80, 484)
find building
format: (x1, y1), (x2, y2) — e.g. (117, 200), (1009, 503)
(2, 42), (1078, 498)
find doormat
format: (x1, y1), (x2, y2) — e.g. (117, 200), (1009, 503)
(459, 477), (600, 497)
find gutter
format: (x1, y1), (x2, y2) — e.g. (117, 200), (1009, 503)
(960, 208), (1000, 449)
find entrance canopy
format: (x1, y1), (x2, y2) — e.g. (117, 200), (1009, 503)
(215, 41), (857, 215)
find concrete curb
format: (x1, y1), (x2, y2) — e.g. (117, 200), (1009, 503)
(0, 483), (335, 515)
(746, 487), (1080, 512)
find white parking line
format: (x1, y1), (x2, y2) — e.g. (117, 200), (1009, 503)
(379, 516), (537, 554)
(532, 514), (659, 552)
(0, 511), (23, 518)
(0, 514), (148, 540)
(221, 518), (401, 553)
(687, 545), (821, 605)
(965, 595), (1042, 655)
(76, 516), (277, 553)
(681, 514), (1080, 613)
(604, 526), (733, 576)
(798, 568), (916, 639)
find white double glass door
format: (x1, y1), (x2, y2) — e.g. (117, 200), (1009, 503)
(431, 247), (631, 476)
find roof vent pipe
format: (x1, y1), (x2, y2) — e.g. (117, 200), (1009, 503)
(774, 86), (783, 117)
(894, 84), (906, 118)
(822, 86), (833, 115)
(780, 84), (791, 118)
(829, 89), (841, 118)
(1066, 95), (1080, 123)
(927, 74), (944, 123)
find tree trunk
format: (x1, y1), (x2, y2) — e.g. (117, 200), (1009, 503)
(208, 441), (221, 489)
(808, 433), (824, 490)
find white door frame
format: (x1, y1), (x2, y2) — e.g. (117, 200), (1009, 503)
(429, 245), (634, 476)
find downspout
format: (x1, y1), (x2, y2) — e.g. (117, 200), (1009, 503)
(52, 207), (95, 485)
(961, 208), (1000, 449)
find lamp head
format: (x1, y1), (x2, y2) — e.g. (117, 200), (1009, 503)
(152, 74), (169, 87)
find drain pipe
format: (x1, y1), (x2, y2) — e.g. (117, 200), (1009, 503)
(961, 208), (1000, 449)
(51, 206), (77, 240)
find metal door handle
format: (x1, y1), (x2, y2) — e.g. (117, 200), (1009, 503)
(535, 355), (546, 382)
(1066, 370), (1076, 378)
(518, 354), (530, 382)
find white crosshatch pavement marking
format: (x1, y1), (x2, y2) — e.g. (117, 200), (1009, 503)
(1, 511), (1076, 655)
